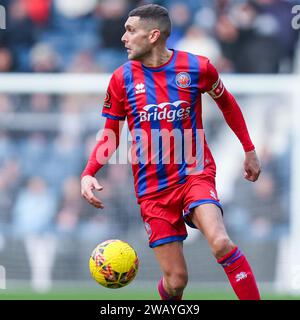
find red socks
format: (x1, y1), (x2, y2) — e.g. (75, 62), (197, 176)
(157, 247), (260, 300)
(158, 278), (182, 300)
(217, 246), (261, 300)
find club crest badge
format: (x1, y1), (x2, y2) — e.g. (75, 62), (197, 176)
(176, 72), (191, 88)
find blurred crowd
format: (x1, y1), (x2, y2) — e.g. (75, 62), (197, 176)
(0, 0), (299, 73)
(0, 114), (139, 240)
(0, 107), (139, 290)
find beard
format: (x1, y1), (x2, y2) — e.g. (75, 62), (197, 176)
(128, 46), (151, 61)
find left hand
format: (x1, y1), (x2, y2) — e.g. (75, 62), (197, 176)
(244, 150), (261, 182)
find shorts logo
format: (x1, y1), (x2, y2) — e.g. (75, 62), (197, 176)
(176, 72), (191, 88)
(144, 222), (152, 238)
(210, 189), (217, 200)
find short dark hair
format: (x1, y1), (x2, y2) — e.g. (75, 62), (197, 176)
(128, 4), (171, 40)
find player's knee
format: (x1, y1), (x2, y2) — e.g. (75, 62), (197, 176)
(210, 236), (234, 259)
(165, 270), (188, 293)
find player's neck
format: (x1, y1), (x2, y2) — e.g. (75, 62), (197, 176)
(141, 47), (173, 68)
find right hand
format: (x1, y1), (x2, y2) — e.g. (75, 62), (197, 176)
(81, 175), (104, 209)
(244, 150), (261, 182)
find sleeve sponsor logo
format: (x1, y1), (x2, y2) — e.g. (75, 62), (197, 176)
(103, 91), (112, 109)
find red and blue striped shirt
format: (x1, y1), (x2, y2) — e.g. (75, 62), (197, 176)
(83, 49), (254, 200)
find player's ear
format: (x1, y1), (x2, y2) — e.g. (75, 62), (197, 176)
(149, 29), (161, 43)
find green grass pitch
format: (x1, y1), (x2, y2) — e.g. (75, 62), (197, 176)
(1, 286), (300, 300)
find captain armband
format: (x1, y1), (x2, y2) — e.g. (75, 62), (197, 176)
(207, 78), (225, 99)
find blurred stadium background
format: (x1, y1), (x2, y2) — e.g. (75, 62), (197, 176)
(0, 0), (300, 299)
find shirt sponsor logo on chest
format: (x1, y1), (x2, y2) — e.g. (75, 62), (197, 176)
(139, 100), (191, 122)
